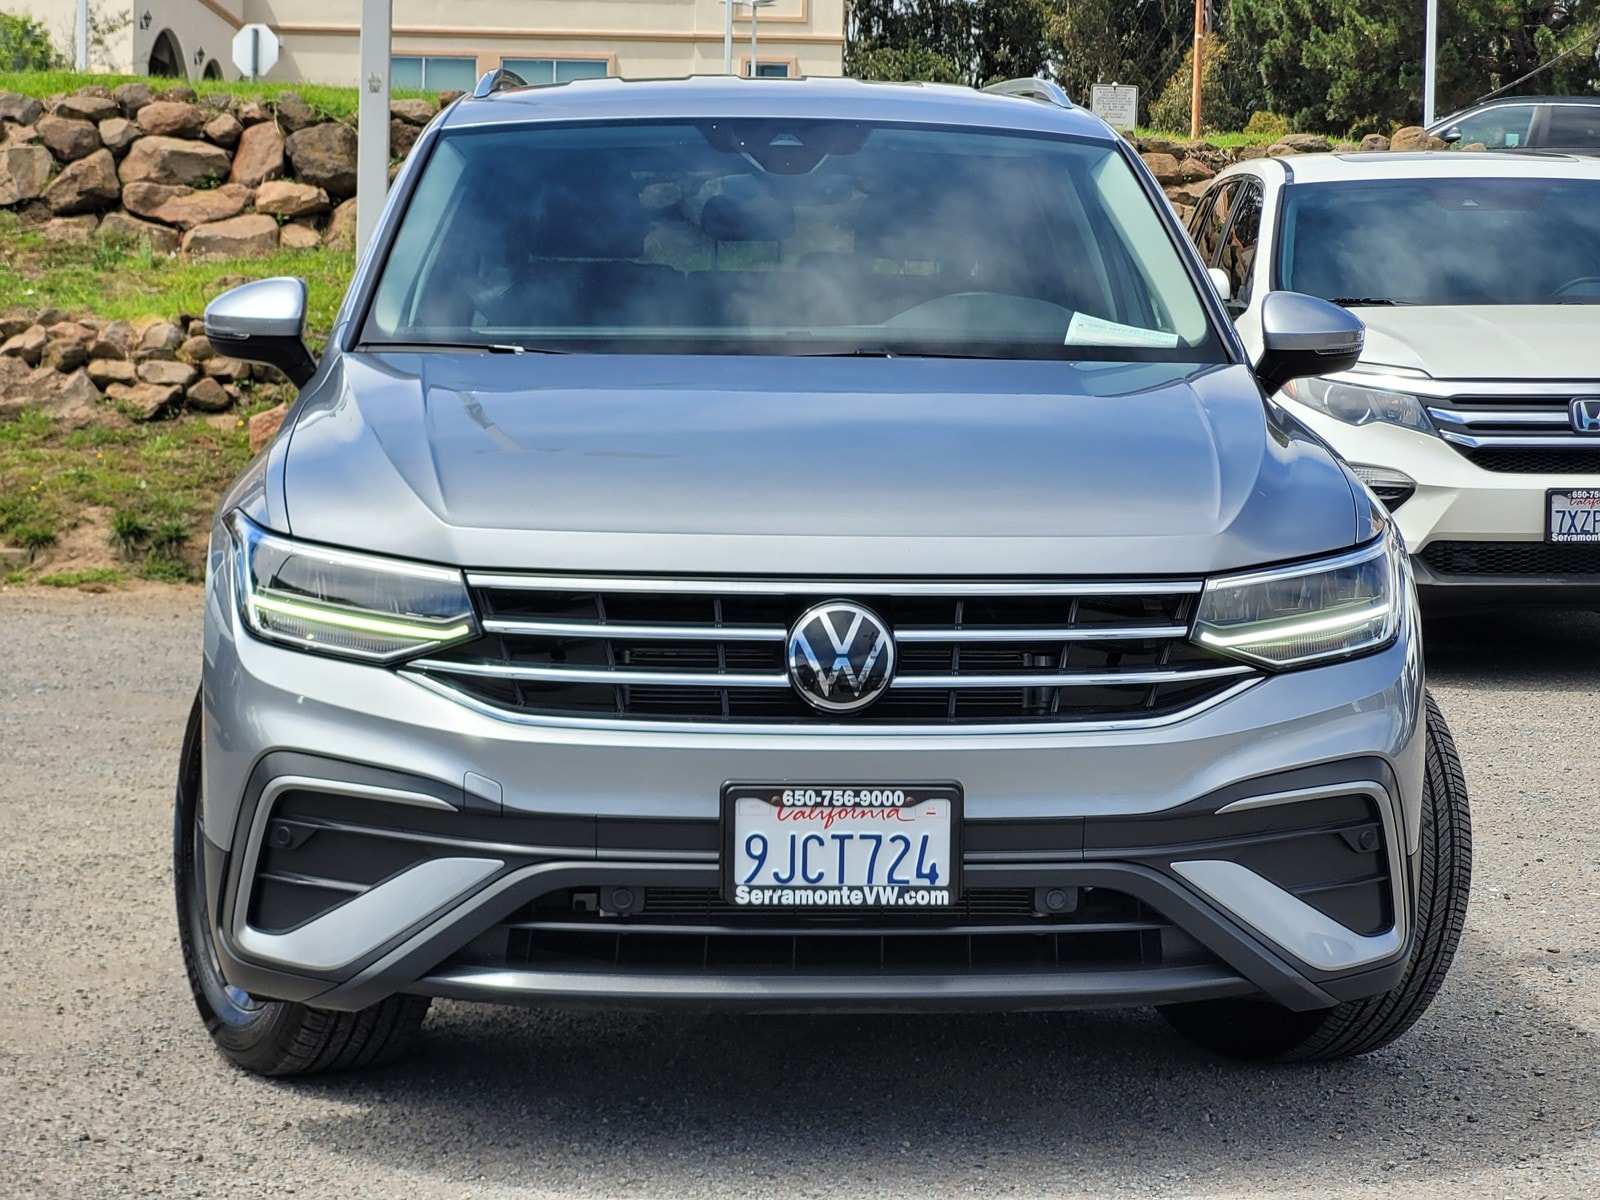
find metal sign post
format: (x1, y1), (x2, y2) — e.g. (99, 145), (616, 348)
(747, 0), (777, 76)
(356, 0), (392, 257)
(76, 0), (87, 70)
(724, 0), (734, 74)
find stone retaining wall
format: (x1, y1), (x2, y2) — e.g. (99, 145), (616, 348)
(0, 82), (448, 254)
(0, 307), (292, 425)
(1131, 128), (1446, 223)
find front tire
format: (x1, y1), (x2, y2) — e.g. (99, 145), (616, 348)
(1160, 690), (1472, 1062)
(173, 691), (430, 1076)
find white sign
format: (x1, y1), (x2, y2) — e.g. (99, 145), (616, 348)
(232, 24), (280, 80)
(1090, 83), (1139, 134)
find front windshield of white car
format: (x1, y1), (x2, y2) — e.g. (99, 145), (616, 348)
(1279, 176), (1600, 305)
(360, 118), (1223, 359)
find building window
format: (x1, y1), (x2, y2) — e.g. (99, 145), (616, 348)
(391, 56), (479, 92)
(753, 62), (790, 78)
(501, 58), (609, 85)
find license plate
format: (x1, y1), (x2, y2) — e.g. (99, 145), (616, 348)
(1548, 489), (1600, 543)
(723, 783), (960, 907)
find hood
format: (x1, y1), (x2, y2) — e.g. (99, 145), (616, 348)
(277, 354), (1360, 576)
(1356, 305), (1600, 379)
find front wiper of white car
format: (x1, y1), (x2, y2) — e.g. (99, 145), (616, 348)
(1327, 297), (1410, 307)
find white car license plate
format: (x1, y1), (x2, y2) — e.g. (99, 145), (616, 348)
(724, 783), (959, 907)
(1548, 489), (1600, 543)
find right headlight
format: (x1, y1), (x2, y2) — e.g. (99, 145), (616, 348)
(1192, 529), (1403, 670)
(226, 512), (477, 662)
(1282, 375), (1434, 434)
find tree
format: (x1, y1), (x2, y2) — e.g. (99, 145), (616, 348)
(847, 0), (1051, 87)
(0, 12), (64, 72)
(1226, 0), (1600, 134)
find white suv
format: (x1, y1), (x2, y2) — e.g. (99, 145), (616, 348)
(1188, 151), (1600, 605)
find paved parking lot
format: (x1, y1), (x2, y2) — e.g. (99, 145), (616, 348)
(1, 587), (1596, 1199)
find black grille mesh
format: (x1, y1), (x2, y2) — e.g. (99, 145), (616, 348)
(1420, 540), (1600, 577)
(1460, 447), (1600, 475)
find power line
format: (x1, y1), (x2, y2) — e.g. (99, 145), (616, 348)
(1472, 23), (1600, 105)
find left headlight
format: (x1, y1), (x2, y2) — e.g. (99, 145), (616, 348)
(1283, 375), (1434, 435)
(1192, 529), (1403, 670)
(226, 512), (477, 662)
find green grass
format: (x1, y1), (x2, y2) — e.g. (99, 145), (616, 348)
(0, 70), (441, 123)
(37, 567), (127, 588)
(0, 211), (354, 346)
(0, 403), (268, 579)
(1134, 128), (1279, 148)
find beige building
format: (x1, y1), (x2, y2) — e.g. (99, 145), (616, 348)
(17, 0), (845, 86)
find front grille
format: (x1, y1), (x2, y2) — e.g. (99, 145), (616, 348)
(408, 576), (1254, 725)
(1426, 390), (1600, 474)
(1420, 540), (1600, 577)
(1461, 447), (1600, 474)
(446, 886), (1203, 975)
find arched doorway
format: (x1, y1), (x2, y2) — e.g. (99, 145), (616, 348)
(148, 30), (183, 77)
(202, 60), (223, 80)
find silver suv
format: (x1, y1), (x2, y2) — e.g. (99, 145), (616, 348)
(174, 74), (1471, 1076)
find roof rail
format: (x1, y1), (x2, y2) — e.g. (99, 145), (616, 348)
(980, 78), (1072, 109)
(472, 67), (528, 98)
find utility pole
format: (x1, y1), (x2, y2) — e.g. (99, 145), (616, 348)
(1189, 0), (1204, 139)
(724, 0), (734, 74)
(1423, 0), (1439, 126)
(75, 0), (88, 71)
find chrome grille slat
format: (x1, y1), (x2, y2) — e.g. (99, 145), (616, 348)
(410, 660), (789, 687)
(893, 623), (1190, 642)
(890, 665), (1251, 688)
(1423, 390), (1600, 470)
(414, 577), (1253, 727)
(480, 618), (787, 641)
(463, 573), (1205, 596)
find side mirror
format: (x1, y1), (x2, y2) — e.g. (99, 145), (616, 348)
(1255, 291), (1364, 394)
(1440, 125), (1462, 144)
(1206, 267), (1233, 302)
(204, 277), (317, 388)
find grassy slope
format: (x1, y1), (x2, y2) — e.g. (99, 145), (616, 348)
(0, 212), (355, 345)
(0, 70), (440, 123)
(0, 209), (357, 586)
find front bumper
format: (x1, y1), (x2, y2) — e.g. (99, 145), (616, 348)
(1285, 401), (1600, 602)
(200, 582), (1427, 1015)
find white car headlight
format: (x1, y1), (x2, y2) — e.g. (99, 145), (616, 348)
(1192, 530), (1402, 670)
(1283, 375), (1433, 434)
(226, 512), (477, 662)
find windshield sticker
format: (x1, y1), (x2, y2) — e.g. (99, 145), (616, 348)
(1064, 312), (1182, 349)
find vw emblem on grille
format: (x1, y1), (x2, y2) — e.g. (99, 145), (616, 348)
(1571, 398), (1600, 435)
(786, 601), (895, 713)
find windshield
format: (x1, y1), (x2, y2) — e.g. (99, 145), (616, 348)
(360, 119), (1221, 359)
(1279, 177), (1600, 305)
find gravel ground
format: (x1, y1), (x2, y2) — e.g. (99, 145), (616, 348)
(1, 587), (1596, 1199)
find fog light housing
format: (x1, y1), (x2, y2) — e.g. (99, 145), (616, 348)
(1351, 465), (1417, 511)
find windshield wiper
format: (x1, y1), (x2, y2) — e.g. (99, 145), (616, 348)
(357, 341), (567, 354)
(1327, 297), (1409, 307)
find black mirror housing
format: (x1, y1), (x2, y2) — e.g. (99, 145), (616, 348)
(204, 277), (318, 388)
(1254, 291), (1365, 394)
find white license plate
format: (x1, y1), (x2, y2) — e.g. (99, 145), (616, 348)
(724, 783), (959, 907)
(1548, 489), (1600, 543)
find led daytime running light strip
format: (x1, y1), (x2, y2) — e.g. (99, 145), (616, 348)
(1195, 601), (1392, 650)
(251, 593), (472, 642)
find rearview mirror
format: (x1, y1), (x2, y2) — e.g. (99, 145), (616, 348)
(1440, 125), (1462, 144)
(1255, 291), (1364, 393)
(205, 277), (317, 388)
(1206, 267), (1233, 302)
